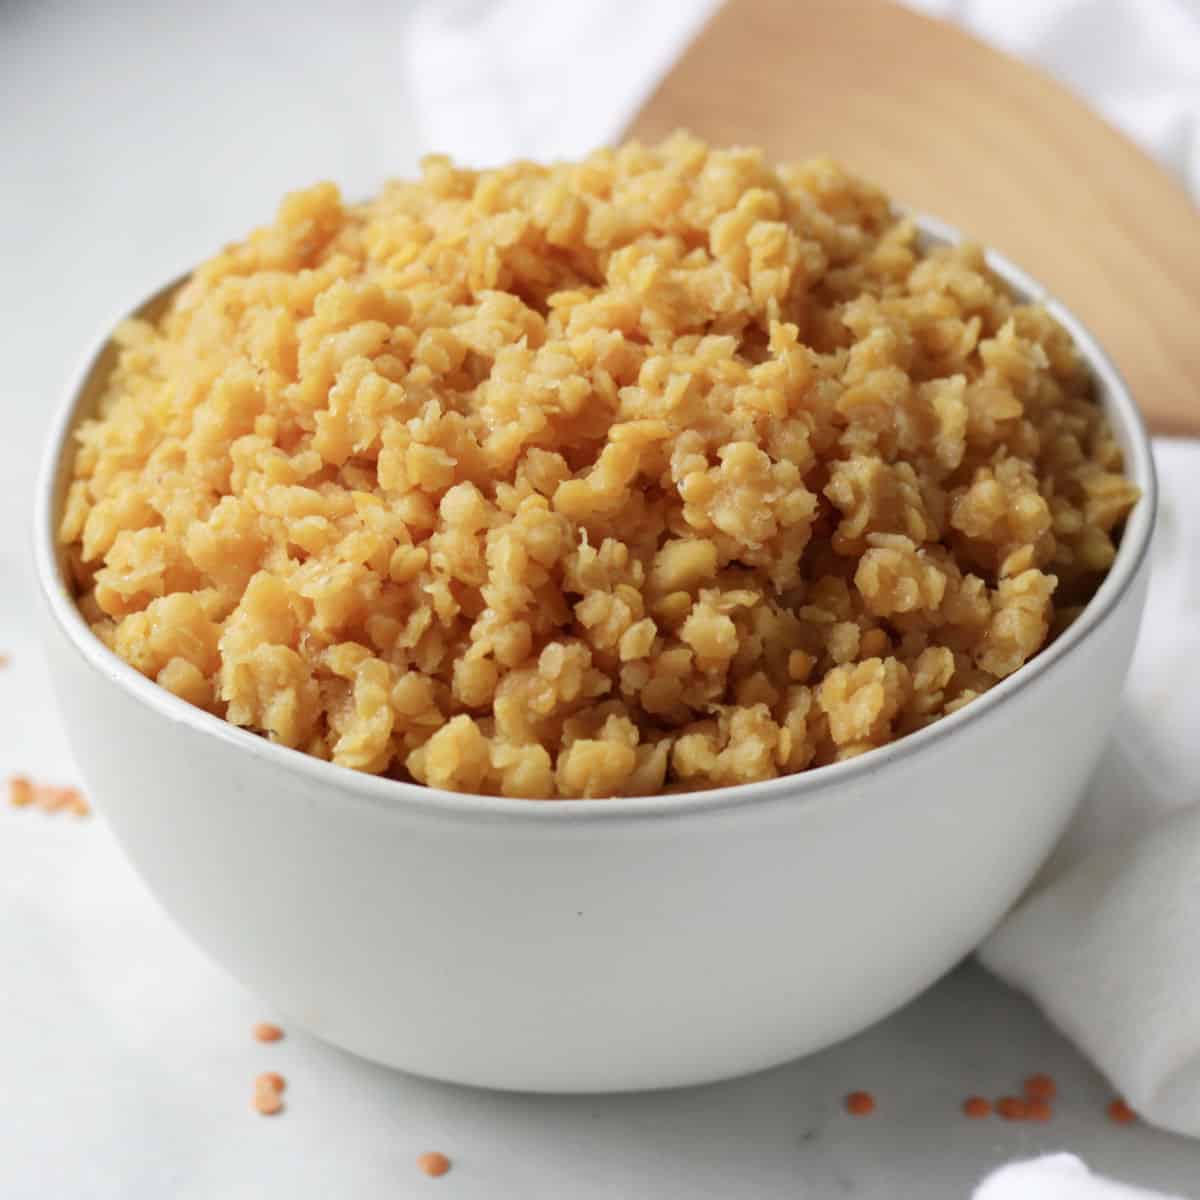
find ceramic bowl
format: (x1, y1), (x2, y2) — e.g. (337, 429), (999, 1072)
(33, 217), (1157, 1092)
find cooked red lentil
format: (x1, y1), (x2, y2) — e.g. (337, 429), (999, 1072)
(962, 1096), (992, 1119)
(1108, 1098), (1137, 1125)
(58, 134), (1138, 799)
(845, 1090), (876, 1116)
(252, 1022), (284, 1043)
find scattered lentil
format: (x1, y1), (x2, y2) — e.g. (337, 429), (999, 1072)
(1026, 1097), (1052, 1122)
(995, 1096), (1029, 1121)
(417, 1152), (452, 1178)
(1023, 1073), (1056, 1101)
(1108, 1098), (1137, 1125)
(845, 1091), (876, 1117)
(8, 776), (33, 808)
(65, 790), (92, 817)
(34, 785), (73, 813)
(7, 776), (89, 816)
(252, 1069), (286, 1116)
(962, 1096), (992, 1119)
(253, 1022), (284, 1043)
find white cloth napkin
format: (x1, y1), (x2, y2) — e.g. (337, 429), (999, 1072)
(975, 1154), (1189, 1200)
(403, 0), (1200, 1184)
(978, 447), (1200, 1140)
(400, 0), (723, 167)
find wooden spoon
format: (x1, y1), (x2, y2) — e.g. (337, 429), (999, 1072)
(629, 0), (1200, 437)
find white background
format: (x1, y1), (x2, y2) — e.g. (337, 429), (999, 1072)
(2, 2), (1199, 1196)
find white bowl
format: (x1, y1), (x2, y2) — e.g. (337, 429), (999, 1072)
(33, 217), (1157, 1092)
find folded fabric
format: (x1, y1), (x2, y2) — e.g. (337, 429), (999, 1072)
(980, 440), (1200, 1138)
(974, 1153), (1189, 1200)
(401, 0), (720, 166)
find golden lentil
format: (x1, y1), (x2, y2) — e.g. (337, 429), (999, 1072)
(59, 135), (1138, 798)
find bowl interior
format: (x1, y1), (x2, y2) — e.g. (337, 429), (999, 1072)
(33, 216), (1159, 821)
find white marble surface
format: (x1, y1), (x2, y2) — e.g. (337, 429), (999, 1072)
(3, 796), (1199, 1197)
(3, 2), (1199, 1196)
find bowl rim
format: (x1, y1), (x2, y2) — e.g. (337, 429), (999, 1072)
(33, 212), (1158, 824)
